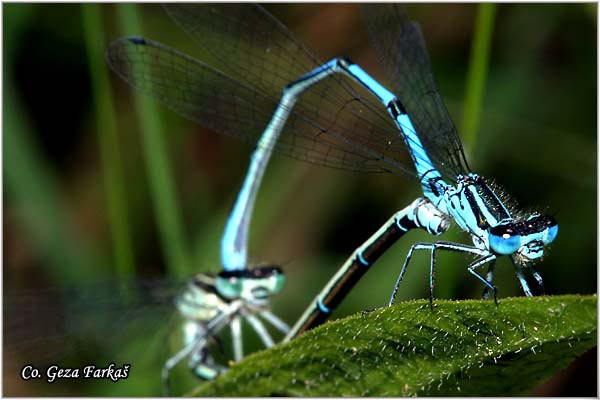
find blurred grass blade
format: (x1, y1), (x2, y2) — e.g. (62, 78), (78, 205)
(461, 3), (496, 154)
(4, 98), (108, 283)
(195, 295), (597, 396)
(4, 7), (107, 283)
(81, 4), (136, 283)
(115, 4), (190, 277)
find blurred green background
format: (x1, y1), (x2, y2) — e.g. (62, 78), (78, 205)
(3, 3), (596, 396)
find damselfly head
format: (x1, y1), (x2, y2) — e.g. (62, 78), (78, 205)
(215, 266), (285, 304)
(516, 214), (558, 261)
(489, 215), (558, 260)
(488, 223), (521, 255)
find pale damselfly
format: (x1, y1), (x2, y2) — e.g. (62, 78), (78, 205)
(107, 6), (297, 393)
(6, 272), (285, 396)
(107, 3), (557, 351)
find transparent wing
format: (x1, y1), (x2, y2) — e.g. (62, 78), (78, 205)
(163, 3), (394, 125)
(361, 4), (471, 180)
(162, 4), (324, 100)
(4, 278), (181, 380)
(106, 37), (416, 178)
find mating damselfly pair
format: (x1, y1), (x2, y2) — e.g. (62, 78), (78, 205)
(105, 3), (559, 392)
(7, 3), (595, 397)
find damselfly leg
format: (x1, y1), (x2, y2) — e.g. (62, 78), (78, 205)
(284, 197), (450, 341)
(108, 4), (558, 347)
(162, 268), (288, 394)
(482, 262), (496, 300)
(389, 241), (498, 308)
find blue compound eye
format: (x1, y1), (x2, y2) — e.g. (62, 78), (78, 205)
(543, 216), (558, 244)
(489, 224), (521, 255)
(215, 275), (242, 299)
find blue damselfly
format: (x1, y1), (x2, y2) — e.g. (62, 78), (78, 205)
(106, 2), (557, 357)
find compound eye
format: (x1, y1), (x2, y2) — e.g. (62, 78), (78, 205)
(268, 272), (286, 294)
(215, 274), (242, 299)
(543, 216), (558, 244)
(489, 224), (521, 255)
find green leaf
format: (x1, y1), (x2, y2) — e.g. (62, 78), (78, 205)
(195, 295), (596, 396)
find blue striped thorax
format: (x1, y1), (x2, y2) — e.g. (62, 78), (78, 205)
(438, 173), (557, 261)
(445, 174), (510, 233)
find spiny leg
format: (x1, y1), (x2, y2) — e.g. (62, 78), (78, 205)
(284, 199), (448, 342)
(511, 257), (534, 297)
(515, 270), (533, 297)
(530, 267), (545, 295)
(162, 337), (207, 396)
(245, 314), (275, 348)
(389, 243), (432, 306)
(164, 308), (236, 394)
(259, 310), (290, 334)
(482, 261), (496, 300)
(429, 244), (437, 308)
(390, 241), (490, 307)
(230, 316), (243, 362)
(467, 254), (499, 305)
(428, 241), (492, 308)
